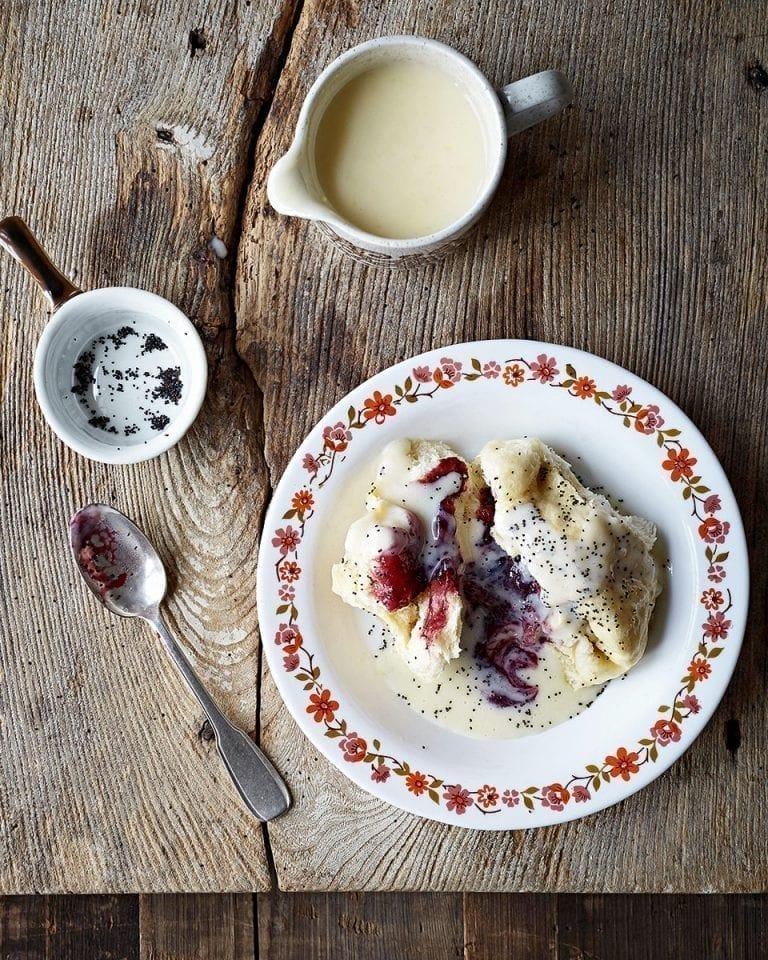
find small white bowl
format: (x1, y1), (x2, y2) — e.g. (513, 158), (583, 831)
(34, 287), (207, 464)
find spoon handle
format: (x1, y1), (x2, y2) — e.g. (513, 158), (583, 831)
(0, 217), (81, 309)
(148, 611), (291, 822)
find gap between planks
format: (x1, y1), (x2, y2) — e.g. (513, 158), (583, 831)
(227, 0), (307, 887)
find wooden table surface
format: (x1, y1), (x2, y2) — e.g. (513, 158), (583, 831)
(1, 0), (767, 929)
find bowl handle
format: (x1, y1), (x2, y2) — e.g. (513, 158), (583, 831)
(0, 217), (81, 310)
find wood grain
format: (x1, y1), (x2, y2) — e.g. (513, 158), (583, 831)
(257, 892), (464, 960)
(465, 893), (768, 959)
(0, 895), (139, 960)
(238, 0), (768, 890)
(2, 891), (767, 958)
(139, 894), (254, 960)
(0, 0), (296, 891)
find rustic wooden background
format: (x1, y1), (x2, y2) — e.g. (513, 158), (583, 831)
(1, 0), (767, 953)
(240, 0), (768, 893)
(0, 892), (766, 958)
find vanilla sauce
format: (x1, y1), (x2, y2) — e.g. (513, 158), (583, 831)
(314, 61), (487, 239)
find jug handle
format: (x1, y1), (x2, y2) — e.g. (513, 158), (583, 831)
(499, 70), (573, 137)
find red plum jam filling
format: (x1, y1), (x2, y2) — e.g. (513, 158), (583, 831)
(369, 464), (550, 702)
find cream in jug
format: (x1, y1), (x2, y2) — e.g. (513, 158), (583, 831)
(313, 61), (487, 240)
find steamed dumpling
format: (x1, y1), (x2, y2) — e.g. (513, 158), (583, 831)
(477, 438), (660, 687)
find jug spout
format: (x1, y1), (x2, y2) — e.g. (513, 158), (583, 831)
(267, 148), (334, 223)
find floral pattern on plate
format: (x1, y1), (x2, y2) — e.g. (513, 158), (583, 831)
(260, 342), (746, 825)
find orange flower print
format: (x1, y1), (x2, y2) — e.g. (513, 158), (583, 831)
(605, 746), (641, 781)
(503, 363), (525, 387)
(541, 782), (571, 811)
(573, 376), (596, 398)
(700, 588), (723, 610)
(405, 771), (429, 796)
(363, 390), (396, 424)
(291, 489), (314, 513)
(662, 447), (697, 481)
(279, 561), (302, 583)
(443, 784), (473, 814)
(687, 657), (712, 682)
(650, 719), (682, 745)
(306, 688), (339, 723)
(476, 784), (499, 809)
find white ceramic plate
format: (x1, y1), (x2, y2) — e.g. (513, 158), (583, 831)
(257, 340), (748, 828)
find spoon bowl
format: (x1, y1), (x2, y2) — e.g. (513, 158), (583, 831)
(70, 503), (167, 616)
(69, 503), (291, 822)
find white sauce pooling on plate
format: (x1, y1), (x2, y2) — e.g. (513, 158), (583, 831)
(359, 489), (606, 740)
(370, 625), (604, 740)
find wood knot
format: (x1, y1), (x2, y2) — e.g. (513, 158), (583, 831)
(337, 914), (382, 937)
(189, 28), (208, 57)
(724, 717), (741, 754)
(747, 61), (768, 94)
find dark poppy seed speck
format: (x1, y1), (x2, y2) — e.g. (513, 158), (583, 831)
(152, 366), (183, 404)
(141, 333), (168, 355)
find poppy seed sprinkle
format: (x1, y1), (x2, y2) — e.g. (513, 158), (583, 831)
(70, 326), (184, 442)
(141, 333), (168, 355)
(151, 366), (183, 404)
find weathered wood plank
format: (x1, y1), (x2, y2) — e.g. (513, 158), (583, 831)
(464, 893), (556, 960)
(3, 892), (767, 958)
(257, 892), (463, 960)
(0, 895), (139, 960)
(240, 0), (768, 889)
(0, 896), (47, 960)
(0, 0), (298, 891)
(139, 894), (254, 960)
(466, 893), (768, 959)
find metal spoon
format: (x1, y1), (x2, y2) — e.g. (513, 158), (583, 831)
(69, 503), (291, 822)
